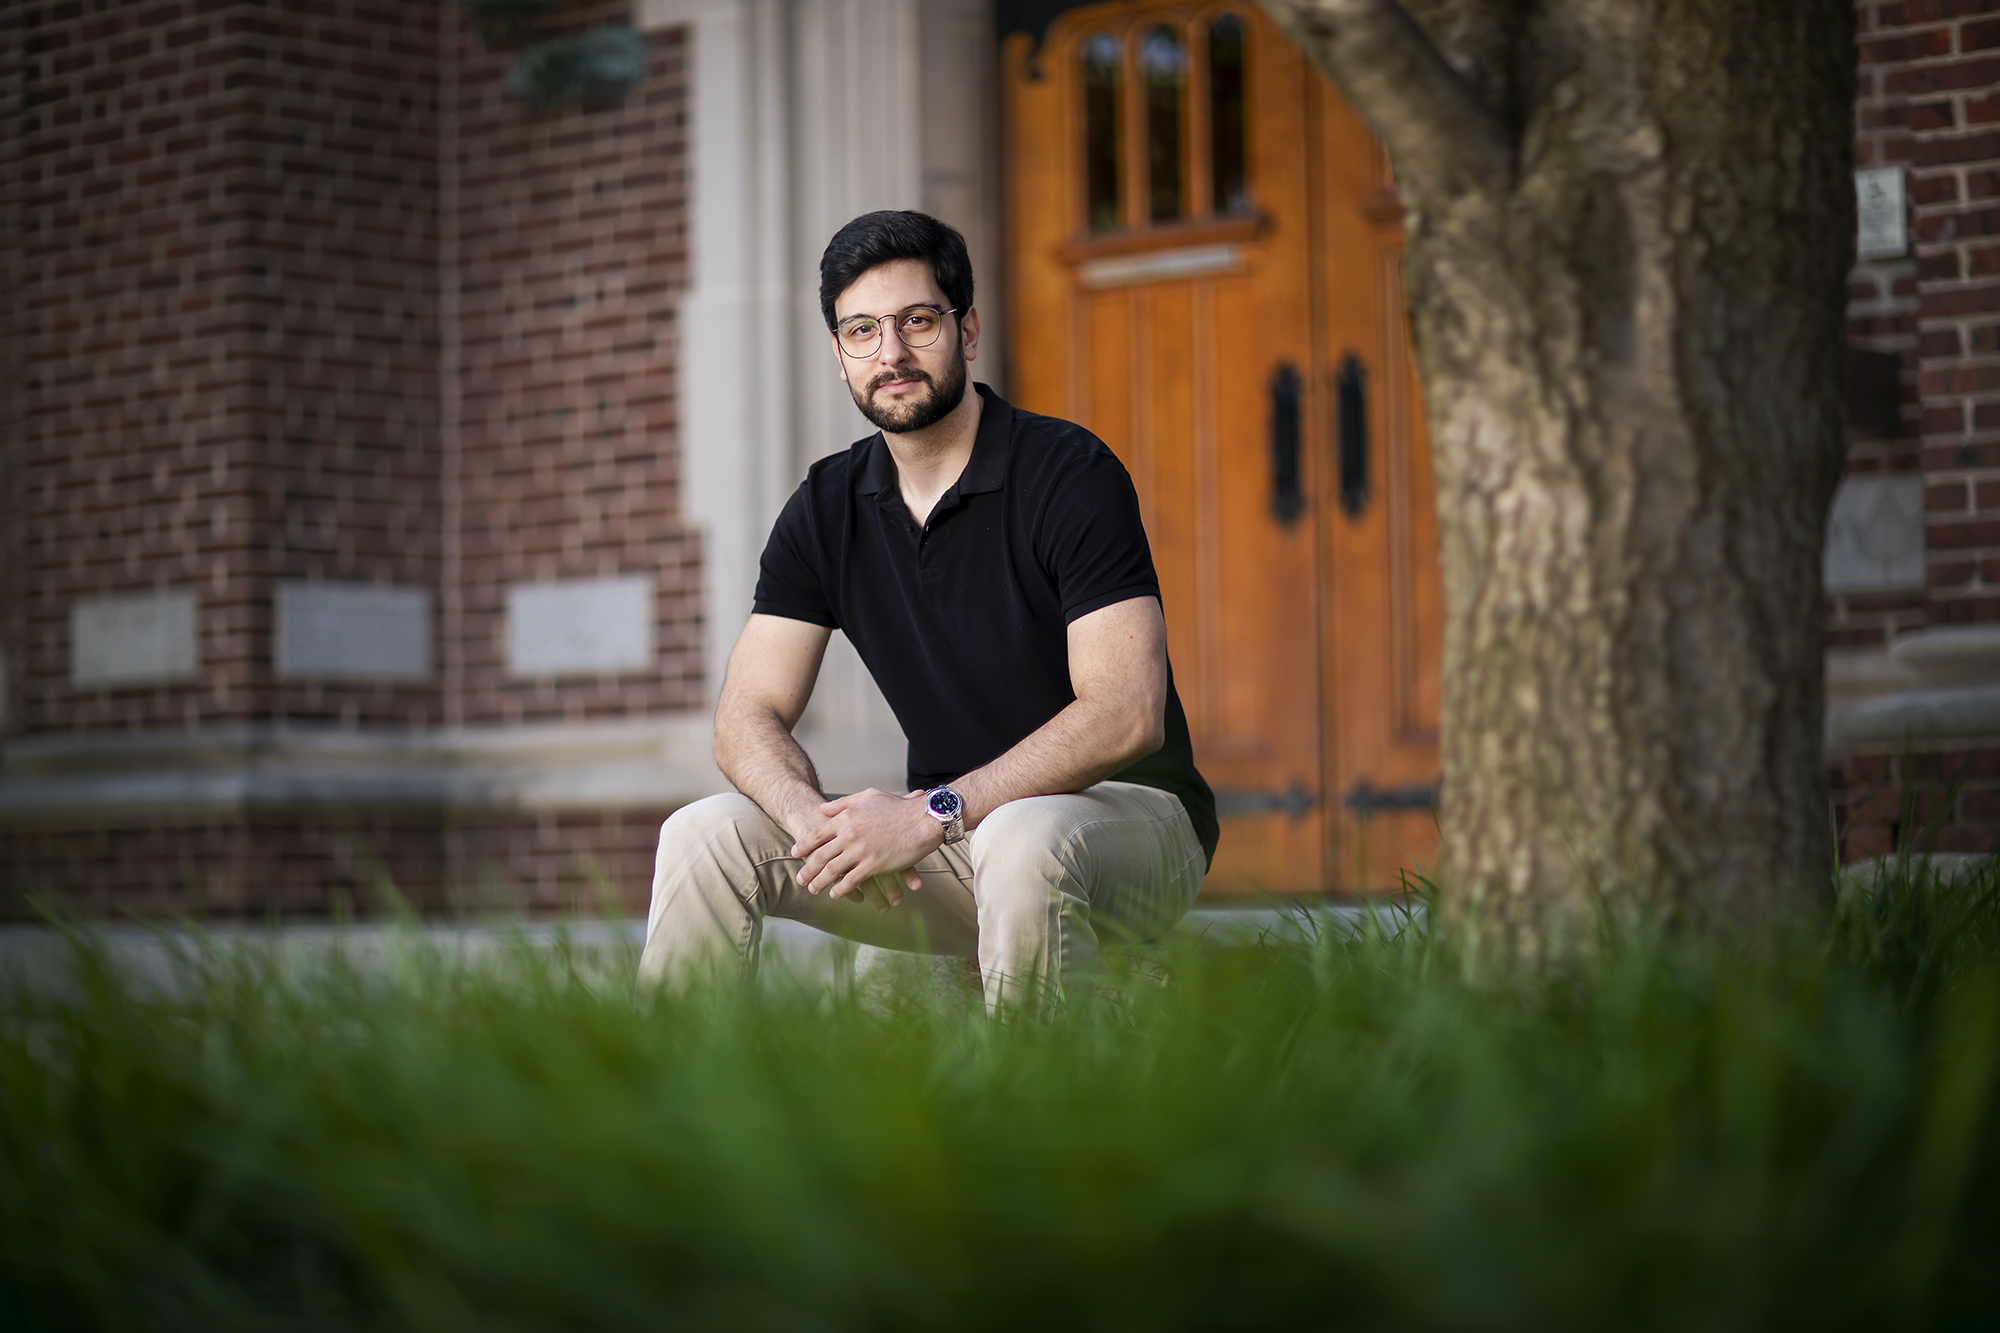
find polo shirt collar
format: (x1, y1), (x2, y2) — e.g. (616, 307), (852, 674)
(855, 383), (1013, 497)
(956, 384), (1013, 495)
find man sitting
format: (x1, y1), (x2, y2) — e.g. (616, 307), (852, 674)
(639, 210), (1218, 1011)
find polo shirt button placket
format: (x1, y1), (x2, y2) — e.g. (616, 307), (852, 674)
(920, 510), (945, 576)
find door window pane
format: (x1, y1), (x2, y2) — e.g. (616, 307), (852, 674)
(1082, 34), (1123, 233)
(1141, 25), (1185, 223)
(1208, 14), (1248, 215)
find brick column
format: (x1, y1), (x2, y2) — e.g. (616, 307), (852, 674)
(1, 2), (24, 737)
(1772, 2), (2000, 859)
(1833, 1), (1929, 656)
(448, 8), (698, 729)
(13, 1), (444, 737)
(1897, 4), (2000, 624)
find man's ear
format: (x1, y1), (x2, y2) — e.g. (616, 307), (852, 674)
(959, 307), (981, 364)
(830, 330), (849, 383)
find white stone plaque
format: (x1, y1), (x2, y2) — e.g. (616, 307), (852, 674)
(277, 582), (431, 681)
(1856, 167), (1907, 260)
(72, 591), (199, 687)
(506, 575), (653, 677)
(1825, 474), (1925, 594)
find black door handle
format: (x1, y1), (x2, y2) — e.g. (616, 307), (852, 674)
(1337, 352), (1370, 519)
(1213, 783), (1319, 821)
(1269, 361), (1304, 526)
(1343, 779), (1437, 813)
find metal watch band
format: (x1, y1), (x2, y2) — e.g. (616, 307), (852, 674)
(926, 785), (965, 844)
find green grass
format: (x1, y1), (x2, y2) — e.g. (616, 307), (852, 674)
(5, 863), (2000, 1331)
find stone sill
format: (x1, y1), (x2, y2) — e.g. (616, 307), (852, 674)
(1827, 684), (2000, 758)
(0, 716), (729, 827)
(0, 904), (1413, 1000)
(1825, 626), (2000, 760)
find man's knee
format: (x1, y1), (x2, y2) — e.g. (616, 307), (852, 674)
(969, 797), (1091, 895)
(642, 794), (772, 983)
(973, 795), (1090, 856)
(657, 792), (765, 854)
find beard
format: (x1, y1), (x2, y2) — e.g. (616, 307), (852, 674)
(852, 352), (968, 434)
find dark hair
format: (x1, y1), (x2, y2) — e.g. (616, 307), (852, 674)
(818, 210), (975, 331)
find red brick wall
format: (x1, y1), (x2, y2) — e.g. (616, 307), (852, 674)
(1833, 2), (2000, 862)
(19, 0), (261, 732)
(0, 810), (659, 921)
(244, 0), (444, 728)
(1, 3), (25, 738)
(2, 4), (694, 921)
(1838, 749), (2000, 859)
(14, 0), (443, 737)
(1, 812), (448, 920)
(1837, 1), (1932, 653)
(447, 10), (698, 726)
(447, 811), (661, 916)
(12, 1), (699, 741)
(1858, 1), (2000, 631)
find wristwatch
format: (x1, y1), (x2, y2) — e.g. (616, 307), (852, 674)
(925, 785), (966, 845)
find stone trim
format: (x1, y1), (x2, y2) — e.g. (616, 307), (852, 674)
(0, 716), (725, 827)
(1829, 682), (2000, 755)
(1827, 624), (2000, 756)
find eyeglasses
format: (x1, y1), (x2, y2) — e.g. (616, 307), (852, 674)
(834, 304), (958, 358)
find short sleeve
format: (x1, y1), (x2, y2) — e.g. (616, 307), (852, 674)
(1038, 449), (1161, 623)
(752, 482), (838, 627)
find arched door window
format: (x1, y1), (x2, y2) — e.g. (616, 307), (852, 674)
(1075, 8), (1251, 235)
(1208, 13), (1248, 215)
(1140, 25), (1185, 223)
(1082, 34), (1124, 233)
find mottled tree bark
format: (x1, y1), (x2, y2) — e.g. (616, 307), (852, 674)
(1260, 0), (1856, 961)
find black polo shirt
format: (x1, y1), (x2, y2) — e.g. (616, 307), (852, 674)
(752, 383), (1219, 865)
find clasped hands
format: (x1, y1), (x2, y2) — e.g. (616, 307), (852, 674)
(790, 788), (942, 912)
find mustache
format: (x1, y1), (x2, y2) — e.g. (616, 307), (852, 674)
(866, 368), (935, 395)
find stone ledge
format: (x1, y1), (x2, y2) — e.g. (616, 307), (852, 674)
(1827, 683), (2000, 757)
(0, 904), (1413, 1000)
(0, 717), (729, 827)
(1890, 625), (2000, 685)
(1826, 628), (2000, 759)
(1826, 649), (1920, 712)
(1840, 854), (1995, 887)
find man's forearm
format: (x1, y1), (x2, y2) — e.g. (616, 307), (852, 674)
(715, 706), (829, 842)
(953, 693), (1162, 829)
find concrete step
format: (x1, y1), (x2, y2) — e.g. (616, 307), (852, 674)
(0, 901), (1426, 1001)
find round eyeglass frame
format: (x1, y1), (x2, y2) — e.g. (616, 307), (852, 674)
(834, 304), (959, 358)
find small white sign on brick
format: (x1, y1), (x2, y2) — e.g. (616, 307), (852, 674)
(72, 591), (199, 688)
(506, 575), (654, 677)
(277, 582), (431, 681)
(1825, 474), (1925, 594)
(1856, 167), (1907, 260)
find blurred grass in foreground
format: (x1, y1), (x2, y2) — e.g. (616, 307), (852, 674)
(4, 861), (2000, 1332)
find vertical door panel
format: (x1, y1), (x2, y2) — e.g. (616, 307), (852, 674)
(1313, 99), (1443, 892)
(1081, 290), (1135, 466)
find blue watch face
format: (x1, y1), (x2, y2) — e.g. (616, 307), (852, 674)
(927, 787), (962, 820)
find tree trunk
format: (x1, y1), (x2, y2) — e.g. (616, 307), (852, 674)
(1261, 0), (1856, 961)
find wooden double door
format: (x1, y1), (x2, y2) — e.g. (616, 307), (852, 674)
(1004, 1), (1441, 894)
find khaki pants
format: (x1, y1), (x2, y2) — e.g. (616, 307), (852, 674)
(638, 781), (1207, 1011)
